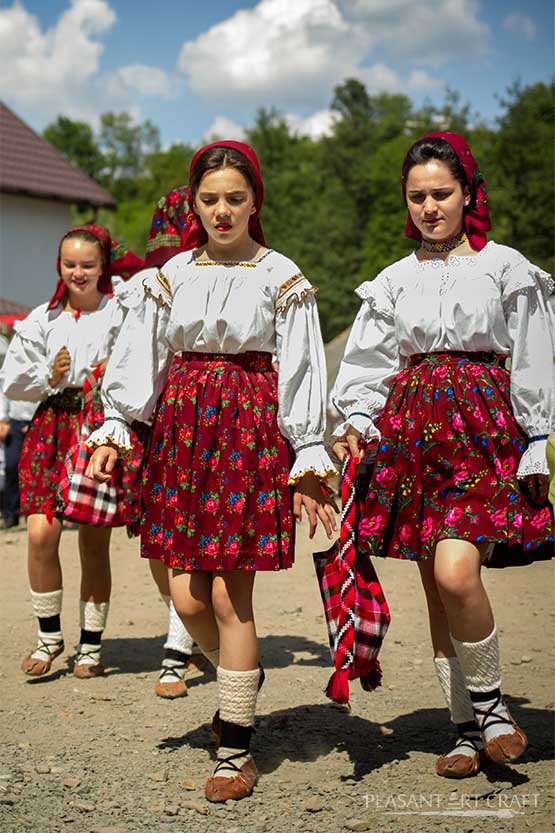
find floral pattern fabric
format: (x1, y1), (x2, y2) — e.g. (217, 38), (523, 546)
(19, 388), (142, 524)
(141, 352), (295, 571)
(359, 352), (553, 565)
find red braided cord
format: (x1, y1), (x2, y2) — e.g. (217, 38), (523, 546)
(333, 453), (357, 674)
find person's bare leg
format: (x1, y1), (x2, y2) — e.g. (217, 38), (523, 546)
(151, 561), (196, 699)
(434, 538), (527, 764)
(75, 525), (112, 677)
(418, 554), (481, 777)
(22, 514), (65, 675)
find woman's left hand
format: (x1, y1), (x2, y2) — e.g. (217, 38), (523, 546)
(293, 471), (339, 540)
(522, 473), (549, 506)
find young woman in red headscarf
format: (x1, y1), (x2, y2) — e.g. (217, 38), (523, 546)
(332, 133), (554, 779)
(2, 224), (144, 680)
(86, 142), (338, 802)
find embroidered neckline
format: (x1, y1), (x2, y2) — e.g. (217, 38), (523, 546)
(192, 249), (273, 268)
(412, 241), (491, 270)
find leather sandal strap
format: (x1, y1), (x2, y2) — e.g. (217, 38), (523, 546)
(75, 648), (100, 663)
(473, 693), (514, 732)
(33, 638), (64, 659)
(214, 751), (248, 775)
(159, 663), (187, 681)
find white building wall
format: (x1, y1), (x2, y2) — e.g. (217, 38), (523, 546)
(0, 193), (72, 307)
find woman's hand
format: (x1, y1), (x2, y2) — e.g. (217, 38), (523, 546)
(332, 425), (362, 463)
(522, 473), (549, 506)
(293, 471), (339, 540)
(49, 346), (71, 387)
(85, 446), (119, 483)
(0, 421), (10, 443)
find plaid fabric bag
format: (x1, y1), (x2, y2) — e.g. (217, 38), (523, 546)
(57, 368), (141, 526)
(313, 451), (391, 704)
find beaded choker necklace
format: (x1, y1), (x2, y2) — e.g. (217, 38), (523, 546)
(421, 230), (468, 253)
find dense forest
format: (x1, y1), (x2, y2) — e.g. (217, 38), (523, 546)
(44, 78), (555, 342)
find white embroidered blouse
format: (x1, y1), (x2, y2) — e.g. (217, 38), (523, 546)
(331, 242), (555, 477)
(86, 249), (336, 484)
(1, 295), (124, 402)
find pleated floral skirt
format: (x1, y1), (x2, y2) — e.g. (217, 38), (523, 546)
(140, 352), (295, 571)
(358, 352), (554, 567)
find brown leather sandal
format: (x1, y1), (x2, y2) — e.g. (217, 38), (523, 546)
(475, 695), (528, 763)
(436, 732), (482, 779)
(205, 754), (258, 802)
(21, 638), (64, 676)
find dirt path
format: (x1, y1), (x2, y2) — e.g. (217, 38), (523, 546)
(1, 521), (554, 833)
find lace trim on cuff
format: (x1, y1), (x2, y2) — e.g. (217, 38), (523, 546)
(85, 423), (133, 459)
(287, 444), (337, 486)
(517, 441), (549, 478)
(275, 273), (318, 314)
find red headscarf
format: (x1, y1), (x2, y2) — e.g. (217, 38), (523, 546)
(48, 223), (144, 309)
(145, 187), (190, 267)
(402, 131), (491, 251)
(180, 140), (266, 251)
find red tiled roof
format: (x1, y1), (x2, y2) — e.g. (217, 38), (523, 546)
(0, 102), (116, 208)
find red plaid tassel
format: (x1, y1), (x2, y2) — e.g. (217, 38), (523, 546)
(314, 447), (391, 705)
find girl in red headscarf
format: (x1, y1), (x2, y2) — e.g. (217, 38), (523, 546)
(2, 224), (144, 680)
(332, 133), (554, 779)
(86, 142), (337, 802)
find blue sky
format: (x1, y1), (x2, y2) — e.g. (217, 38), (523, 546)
(0, 0), (553, 147)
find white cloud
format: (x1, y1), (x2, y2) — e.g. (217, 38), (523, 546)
(0, 1), (174, 128)
(343, 0), (489, 65)
(178, 0), (489, 110)
(203, 116), (246, 142)
(408, 70), (442, 91)
(502, 12), (537, 41)
(178, 0), (368, 109)
(286, 109), (340, 139)
(105, 64), (175, 99)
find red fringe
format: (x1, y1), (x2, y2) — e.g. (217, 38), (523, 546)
(325, 669), (350, 704)
(359, 659), (383, 692)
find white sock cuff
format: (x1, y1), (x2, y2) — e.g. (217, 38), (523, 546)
(30, 588), (63, 619)
(164, 601), (194, 655)
(433, 656), (475, 725)
(217, 666), (260, 727)
(451, 626), (501, 693)
(79, 600), (110, 632)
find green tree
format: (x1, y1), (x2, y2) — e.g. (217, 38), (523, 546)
(43, 116), (104, 181)
(494, 80), (555, 274)
(99, 112), (161, 201)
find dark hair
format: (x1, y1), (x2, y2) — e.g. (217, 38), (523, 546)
(60, 228), (102, 251)
(402, 137), (472, 204)
(190, 146), (257, 199)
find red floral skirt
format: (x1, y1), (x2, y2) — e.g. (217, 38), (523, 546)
(140, 352), (295, 571)
(19, 388), (142, 525)
(358, 352), (554, 567)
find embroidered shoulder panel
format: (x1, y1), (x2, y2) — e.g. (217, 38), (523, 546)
(275, 273), (318, 314)
(142, 271), (172, 308)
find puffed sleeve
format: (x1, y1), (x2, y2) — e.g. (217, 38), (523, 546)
(274, 273), (337, 485)
(501, 257), (555, 478)
(330, 273), (400, 441)
(86, 270), (174, 453)
(1, 308), (62, 402)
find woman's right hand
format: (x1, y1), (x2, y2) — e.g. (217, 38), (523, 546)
(49, 346), (71, 387)
(85, 446), (119, 482)
(332, 425), (362, 462)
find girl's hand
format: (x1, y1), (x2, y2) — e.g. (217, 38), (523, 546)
(293, 471), (339, 540)
(523, 473), (549, 506)
(332, 425), (362, 462)
(0, 421), (10, 443)
(85, 446), (119, 482)
(49, 346), (71, 387)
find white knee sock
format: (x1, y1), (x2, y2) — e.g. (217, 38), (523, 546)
(451, 626), (513, 743)
(77, 600), (109, 666)
(215, 666), (260, 779)
(434, 656), (482, 756)
(164, 601), (194, 655)
(29, 589), (63, 660)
